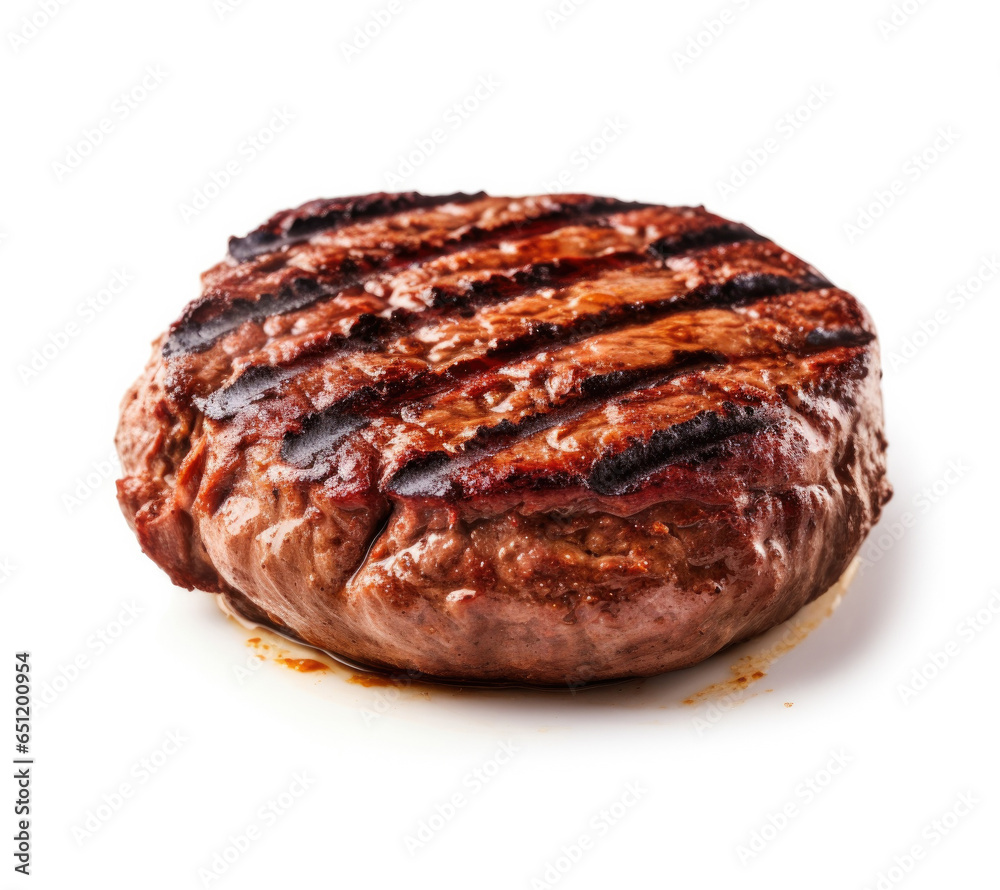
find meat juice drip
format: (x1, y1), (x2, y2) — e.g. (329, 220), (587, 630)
(276, 656), (329, 673)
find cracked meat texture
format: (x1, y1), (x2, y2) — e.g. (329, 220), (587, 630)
(115, 192), (891, 684)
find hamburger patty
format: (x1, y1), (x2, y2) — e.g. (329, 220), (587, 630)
(115, 191), (891, 685)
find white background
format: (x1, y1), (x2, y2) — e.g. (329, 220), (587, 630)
(2, 0), (998, 887)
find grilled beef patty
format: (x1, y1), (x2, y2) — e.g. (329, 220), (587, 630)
(116, 192), (891, 685)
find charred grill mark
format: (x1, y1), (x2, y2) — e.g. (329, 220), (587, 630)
(387, 452), (453, 499)
(804, 327), (876, 349)
(164, 276), (336, 357)
(276, 271), (820, 469)
(280, 409), (368, 469)
(163, 196), (655, 357)
(695, 270), (829, 304)
(228, 191), (487, 262)
(199, 364), (296, 419)
(647, 222), (763, 259)
(348, 312), (393, 341)
(588, 404), (771, 497)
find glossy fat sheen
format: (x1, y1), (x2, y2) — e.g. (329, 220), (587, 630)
(115, 192), (891, 684)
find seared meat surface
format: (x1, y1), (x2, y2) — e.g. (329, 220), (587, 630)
(116, 192), (890, 684)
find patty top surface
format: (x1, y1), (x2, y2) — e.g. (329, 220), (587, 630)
(119, 191), (884, 593)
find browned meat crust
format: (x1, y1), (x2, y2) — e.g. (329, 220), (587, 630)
(115, 192), (891, 684)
